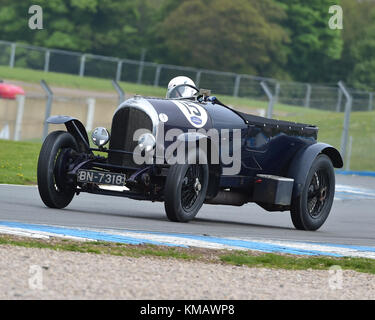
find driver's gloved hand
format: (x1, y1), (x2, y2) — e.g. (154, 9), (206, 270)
(207, 96), (217, 103)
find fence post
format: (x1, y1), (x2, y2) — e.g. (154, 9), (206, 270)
(233, 75), (241, 97)
(336, 88), (342, 112)
(368, 92), (373, 111)
(79, 54), (86, 77)
(345, 136), (353, 171)
(116, 60), (123, 82)
(9, 43), (16, 68)
(112, 80), (125, 105)
(260, 81), (275, 119)
(0, 123), (10, 140)
(304, 84), (312, 108)
(274, 82), (280, 104)
(338, 81), (352, 162)
(137, 48), (146, 84)
(195, 71), (202, 87)
(86, 98), (96, 132)
(44, 50), (50, 72)
(14, 95), (25, 141)
(40, 80), (53, 141)
(154, 65), (162, 87)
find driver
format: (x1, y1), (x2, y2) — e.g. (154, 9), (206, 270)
(166, 76), (197, 98)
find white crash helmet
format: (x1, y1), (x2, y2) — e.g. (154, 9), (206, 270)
(166, 76), (197, 98)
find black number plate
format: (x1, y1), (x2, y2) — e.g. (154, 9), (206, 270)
(77, 170), (126, 186)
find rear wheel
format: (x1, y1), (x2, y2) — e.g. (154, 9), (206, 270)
(290, 154), (335, 231)
(164, 159), (209, 222)
(37, 131), (77, 209)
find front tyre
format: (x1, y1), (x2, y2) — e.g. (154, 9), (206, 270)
(37, 131), (78, 209)
(164, 161), (209, 223)
(290, 154), (335, 231)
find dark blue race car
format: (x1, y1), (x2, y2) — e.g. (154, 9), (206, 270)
(37, 83), (343, 231)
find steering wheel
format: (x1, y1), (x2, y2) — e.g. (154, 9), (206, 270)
(167, 83), (200, 99)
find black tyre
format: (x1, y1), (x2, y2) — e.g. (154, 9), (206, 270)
(164, 154), (209, 222)
(290, 154), (335, 231)
(37, 131), (78, 209)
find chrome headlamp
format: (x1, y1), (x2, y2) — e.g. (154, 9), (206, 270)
(92, 127), (110, 147)
(138, 133), (156, 152)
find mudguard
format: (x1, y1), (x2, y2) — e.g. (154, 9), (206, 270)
(168, 132), (220, 165)
(287, 143), (343, 198)
(47, 116), (90, 153)
(169, 132), (221, 199)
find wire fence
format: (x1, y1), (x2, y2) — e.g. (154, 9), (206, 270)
(0, 88), (118, 143)
(1, 40), (374, 112)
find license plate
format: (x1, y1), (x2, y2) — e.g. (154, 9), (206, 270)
(77, 170), (126, 186)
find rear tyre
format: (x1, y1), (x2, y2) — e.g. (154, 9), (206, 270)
(290, 154), (335, 231)
(37, 131), (77, 209)
(164, 153), (209, 222)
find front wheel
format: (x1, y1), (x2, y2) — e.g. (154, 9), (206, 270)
(164, 161), (209, 222)
(37, 131), (78, 209)
(290, 154), (335, 231)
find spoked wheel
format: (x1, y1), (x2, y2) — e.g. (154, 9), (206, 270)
(37, 131), (78, 209)
(164, 159), (209, 222)
(181, 165), (205, 211)
(307, 170), (330, 219)
(290, 154), (335, 231)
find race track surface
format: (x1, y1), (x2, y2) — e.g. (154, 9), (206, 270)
(0, 174), (374, 247)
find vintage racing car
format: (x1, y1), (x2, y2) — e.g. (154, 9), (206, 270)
(37, 80), (343, 231)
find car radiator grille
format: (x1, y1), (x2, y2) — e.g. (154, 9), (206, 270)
(108, 107), (153, 167)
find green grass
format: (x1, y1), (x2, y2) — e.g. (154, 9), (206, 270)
(281, 109), (375, 171)
(1, 65), (374, 172)
(0, 65), (165, 97)
(0, 235), (198, 260)
(0, 66), (301, 111)
(0, 139), (41, 184)
(1, 234), (375, 275)
(220, 251), (375, 275)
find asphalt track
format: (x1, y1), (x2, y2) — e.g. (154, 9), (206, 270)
(0, 174), (374, 247)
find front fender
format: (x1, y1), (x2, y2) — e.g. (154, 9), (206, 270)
(288, 143), (343, 198)
(47, 116), (90, 153)
(166, 132), (221, 199)
(173, 132), (220, 166)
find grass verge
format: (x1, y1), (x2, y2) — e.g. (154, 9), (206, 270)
(0, 65), (167, 97)
(1, 234), (375, 275)
(0, 139), (41, 184)
(220, 251), (375, 275)
(0, 235), (198, 260)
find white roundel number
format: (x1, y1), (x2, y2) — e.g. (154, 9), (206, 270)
(159, 113), (168, 122)
(172, 101), (208, 128)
